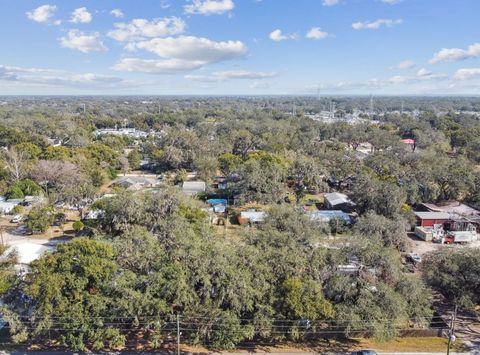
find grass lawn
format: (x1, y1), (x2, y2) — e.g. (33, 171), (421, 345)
(355, 336), (459, 352)
(182, 337), (461, 354)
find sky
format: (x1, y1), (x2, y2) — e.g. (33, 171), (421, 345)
(0, 0), (480, 95)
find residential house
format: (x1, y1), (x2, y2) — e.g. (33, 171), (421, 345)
(112, 176), (158, 191)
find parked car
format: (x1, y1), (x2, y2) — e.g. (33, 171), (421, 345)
(10, 215), (23, 223)
(351, 351), (378, 355)
(407, 253), (422, 265)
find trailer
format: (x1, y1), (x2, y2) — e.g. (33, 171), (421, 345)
(414, 226), (434, 241)
(415, 224), (444, 242)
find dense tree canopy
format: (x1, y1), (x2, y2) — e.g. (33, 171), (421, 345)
(421, 248), (480, 309)
(1, 97), (479, 351)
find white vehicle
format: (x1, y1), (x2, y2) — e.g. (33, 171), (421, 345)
(10, 215), (23, 223)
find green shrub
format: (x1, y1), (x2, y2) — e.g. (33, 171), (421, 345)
(12, 205), (23, 214)
(7, 186), (24, 199)
(72, 221), (85, 232)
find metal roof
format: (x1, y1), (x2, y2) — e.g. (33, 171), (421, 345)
(240, 211), (266, 222)
(413, 211), (450, 220)
(310, 210), (351, 223)
(324, 192), (353, 206)
(182, 181), (206, 194)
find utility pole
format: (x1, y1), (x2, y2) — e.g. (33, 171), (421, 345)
(177, 313), (180, 355)
(0, 226), (4, 246)
(447, 304), (457, 355)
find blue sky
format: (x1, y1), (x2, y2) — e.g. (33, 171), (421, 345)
(0, 0), (480, 95)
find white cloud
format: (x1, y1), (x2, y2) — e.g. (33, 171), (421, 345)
(454, 68), (480, 80)
(113, 36), (247, 74)
(110, 9), (124, 19)
(108, 17), (186, 42)
(429, 43), (480, 64)
(129, 36), (246, 62)
(416, 68), (446, 79)
(269, 29), (296, 42)
(352, 18), (403, 30)
(389, 68), (447, 84)
(59, 30), (108, 53)
(307, 79), (386, 93)
(113, 58), (204, 73)
(390, 60), (415, 70)
(70, 7), (92, 23)
(308, 70), (454, 94)
(306, 27), (329, 40)
(250, 81), (273, 89)
(323, 0), (340, 6)
(184, 0), (234, 15)
(0, 64), (133, 89)
(185, 70), (277, 82)
(160, 0), (171, 9)
(381, 0), (402, 4)
(26, 4), (58, 24)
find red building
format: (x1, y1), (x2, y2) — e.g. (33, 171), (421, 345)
(414, 211), (450, 227)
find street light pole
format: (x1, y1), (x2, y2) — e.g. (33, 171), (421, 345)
(447, 304), (458, 355)
(177, 313), (180, 355)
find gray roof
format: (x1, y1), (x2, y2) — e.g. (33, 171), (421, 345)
(414, 211), (451, 220)
(310, 210), (351, 223)
(113, 176), (157, 187)
(240, 210), (266, 222)
(182, 181), (206, 194)
(324, 192), (352, 206)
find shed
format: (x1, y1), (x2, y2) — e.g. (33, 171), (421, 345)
(182, 181), (206, 195)
(213, 205), (227, 214)
(238, 210), (266, 225)
(413, 211), (450, 227)
(324, 192), (355, 211)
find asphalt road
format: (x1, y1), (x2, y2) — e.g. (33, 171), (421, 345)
(0, 352), (475, 355)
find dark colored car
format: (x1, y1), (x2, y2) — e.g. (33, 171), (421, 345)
(351, 351), (378, 355)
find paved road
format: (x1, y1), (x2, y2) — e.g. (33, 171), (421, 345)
(0, 352), (475, 355)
